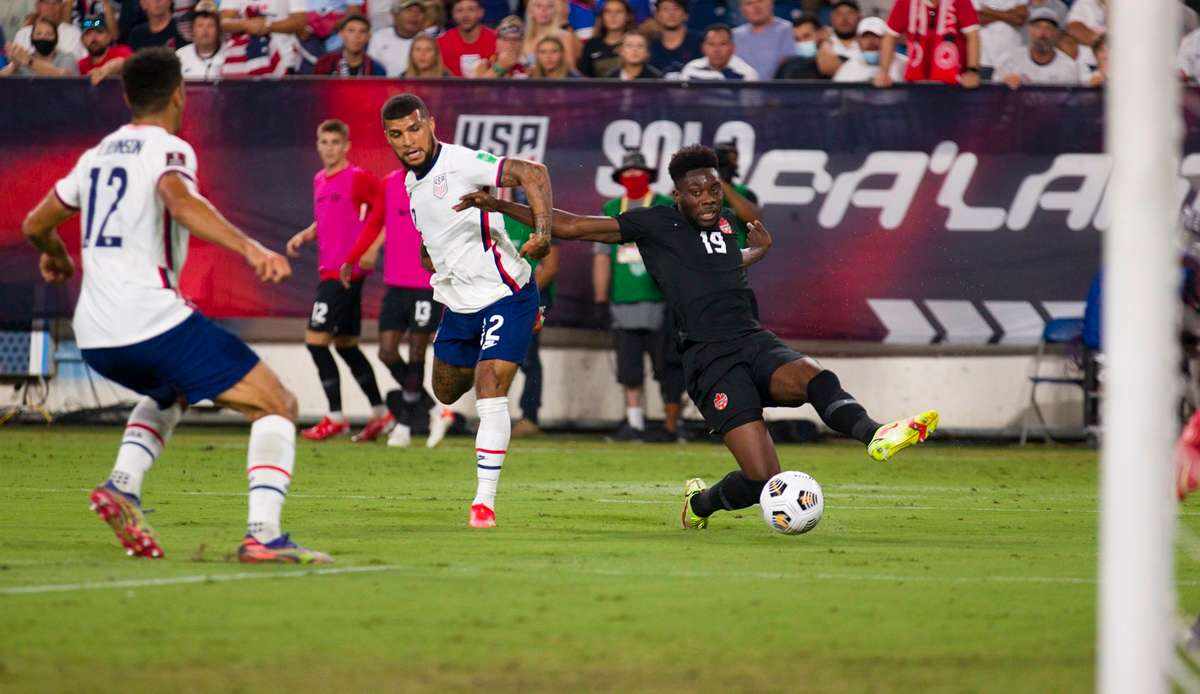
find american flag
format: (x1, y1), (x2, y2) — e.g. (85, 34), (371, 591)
(221, 34), (286, 78)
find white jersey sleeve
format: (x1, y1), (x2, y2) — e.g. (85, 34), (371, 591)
(455, 147), (507, 189)
(54, 150), (89, 211)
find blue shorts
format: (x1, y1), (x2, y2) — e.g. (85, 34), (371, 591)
(82, 312), (261, 409)
(434, 281), (540, 368)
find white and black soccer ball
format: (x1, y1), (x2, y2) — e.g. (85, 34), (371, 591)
(759, 470), (824, 535)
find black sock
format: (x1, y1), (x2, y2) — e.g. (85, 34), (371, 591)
(382, 356), (407, 390)
(385, 389), (409, 424)
(403, 361), (425, 404)
(336, 346), (383, 407)
(307, 344), (342, 413)
(805, 370), (880, 444)
(690, 471), (767, 518)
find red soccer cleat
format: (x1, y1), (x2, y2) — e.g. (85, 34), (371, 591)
(89, 483), (165, 558)
(469, 503), (496, 528)
(301, 416), (349, 441)
(533, 306), (546, 334)
(352, 413), (395, 443)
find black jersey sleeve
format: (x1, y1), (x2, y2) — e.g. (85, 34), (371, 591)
(616, 206), (663, 244)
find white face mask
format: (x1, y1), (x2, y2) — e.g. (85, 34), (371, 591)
(794, 40), (817, 58)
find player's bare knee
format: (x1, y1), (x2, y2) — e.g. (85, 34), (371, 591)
(332, 335), (358, 349)
(305, 331), (333, 347)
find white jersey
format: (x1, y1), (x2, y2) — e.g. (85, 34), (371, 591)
(406, 143), (532, 313)
(177, 42), (228, 80)
(54, 124), (197, 349)
(993, 47), (1079, 85)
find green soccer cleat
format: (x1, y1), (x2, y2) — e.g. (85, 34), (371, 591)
(681, 478), (709, 529)
(868, 410), (940, 462)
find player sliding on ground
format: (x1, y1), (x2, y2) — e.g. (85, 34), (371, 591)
(456, 144), (940, 529)
(20, 48), (331, 563)
(342, 94), (553, 528)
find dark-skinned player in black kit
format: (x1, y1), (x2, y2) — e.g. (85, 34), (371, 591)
(455, 145), (939, 528)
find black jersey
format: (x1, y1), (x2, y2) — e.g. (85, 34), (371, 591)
(616, 205), (759, 343)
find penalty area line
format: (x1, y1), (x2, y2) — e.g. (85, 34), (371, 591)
(0, 564), (400, 596)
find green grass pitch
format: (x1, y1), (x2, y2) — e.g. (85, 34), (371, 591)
(1, 426), (1195, 692)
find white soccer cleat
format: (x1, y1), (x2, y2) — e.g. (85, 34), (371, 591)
(387, 423), (412, 448)
(426, 406), (455, 448)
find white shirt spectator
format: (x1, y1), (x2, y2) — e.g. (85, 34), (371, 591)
(993, 47), (1078, 84)
(13, 22), (86, 60)
(974, 0), (1026, 69)
(834, 52), (905, 82)
(1181, 27), (1200, 83)
(177, 42), (228, 79)
(1066, 0), (1104, 68)
(221, 0), (307, 70)
(368, 27), (416, 76)
(679, 55), (759, 80)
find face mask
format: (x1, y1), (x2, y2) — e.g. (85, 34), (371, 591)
(794, 40), (817, 58)
(32, 38), (55, 56)
(862, 50), (880, 65)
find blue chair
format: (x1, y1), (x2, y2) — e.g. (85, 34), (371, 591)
(1019, 317), (1087, 445)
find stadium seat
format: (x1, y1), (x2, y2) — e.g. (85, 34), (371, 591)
(0, 320), (55, 425)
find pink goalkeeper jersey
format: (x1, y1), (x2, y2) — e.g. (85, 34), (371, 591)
(382, 170), (433, 289)
(313, 164), (379, 280)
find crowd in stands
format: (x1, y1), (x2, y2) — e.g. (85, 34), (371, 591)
(1, 0), (1200, 85)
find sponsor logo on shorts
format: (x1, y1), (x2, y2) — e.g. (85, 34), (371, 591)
(713, 392), (728, 411)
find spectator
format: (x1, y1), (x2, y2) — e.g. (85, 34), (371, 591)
(117, 0), (147, 43)
(876, 0), (981, 88)
(1, 17), (80, 76)
(816, 0), (859, 77)
(314, 14), (384, 73)
(774, 12), (821, 78)
(77, 14), (130, 83)
(1065, 0), (1104, 73)
(368, 0), (425, 76)
(577, 0), (634, 77)
(567, 0), (599, 39)
(437, 0), (496, 76)
(177, 0), (226, 79)
(472, 15), (529, 77)
(732, 0), (794, 80)
(220, 0), (307, 72)
(305, 0), (365, 57)
(13, 0), (86, 61)
(686, 0), (740, 31)
(528, 34), (583, 76)
(69, 0), (120, 41)
(606, 30), (661, 78)
(421, 0), (446, 35)
(992, 4), (1077, 87)
(523, 0), (580, 67)
(403, 32), (451, 75)
(592, 150), (680, 443)
(975, 0), (1028, 74)
(1088, 33), (1108, 86)
(833, 16), (904, 81)
(130, 0), (189, 49)
(648, 0), (702, 77)
(713, 140), (762, 248)
(679, 22), (758, 79)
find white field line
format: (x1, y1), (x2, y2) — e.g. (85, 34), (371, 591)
(0, 565), (399, 595)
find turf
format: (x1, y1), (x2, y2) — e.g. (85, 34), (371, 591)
(0, 426), (1190, 692)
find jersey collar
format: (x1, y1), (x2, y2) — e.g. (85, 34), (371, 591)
(411, 142), (442, 181)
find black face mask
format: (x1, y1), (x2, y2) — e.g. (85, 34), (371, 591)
(32, 38), (56, 56)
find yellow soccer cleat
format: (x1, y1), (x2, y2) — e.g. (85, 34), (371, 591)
(868, 410), (940, 462)
(681, 478), (709, 529)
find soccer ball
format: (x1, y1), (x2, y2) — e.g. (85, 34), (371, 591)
(759, 471), (824, 535)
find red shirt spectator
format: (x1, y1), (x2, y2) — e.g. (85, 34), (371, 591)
(884, 0), (979, 84)
(437, 0), (496, 76)
(79, 43), (131, 74)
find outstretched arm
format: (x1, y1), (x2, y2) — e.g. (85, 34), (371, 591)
(496, 158), (553, 258)
(158, 173), (291, 283)
(741, 220), (772, 268)
(22, 190), (77, 284)
(455, 191), (622, 244)
(721, 181), (761, 225)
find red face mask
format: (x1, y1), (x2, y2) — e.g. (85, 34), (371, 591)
(620, 171), (651, 198)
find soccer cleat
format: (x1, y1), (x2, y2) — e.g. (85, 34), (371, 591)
(533, 306), (547, 334)
(89, 482), (164, 558)
(469, 503), (497, 528)
(237, 533), (333, 564)
(512, 418), (542, 437)
(681, 478), (709, 529)
(352, 413), (395, 443)
(868, 410), (940, 462)
(426, 406), (455, 448)
(387, 423), (412, 448)
(301, 416), (350, 441)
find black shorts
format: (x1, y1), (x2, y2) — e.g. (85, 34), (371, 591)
(308, 278), (364, 336)
(614, 328), (665, 387)
(380, 286), (442, 334)
(682, 330), (806, 436)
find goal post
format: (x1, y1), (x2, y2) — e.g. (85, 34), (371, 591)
(1099, 0), (1183, 691)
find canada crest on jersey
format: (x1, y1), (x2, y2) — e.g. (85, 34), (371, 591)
(433, 174), (448, 199)
(718, 218), (734, 236)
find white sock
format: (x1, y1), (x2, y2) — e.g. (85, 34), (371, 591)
(246, 415), (295, 543)
(329, 411), (346, 423)
(473, 397), (510, 509)
(627, 406), (645, 431)
(372, 404), (388, 418)
(109, 396), (181, 501)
